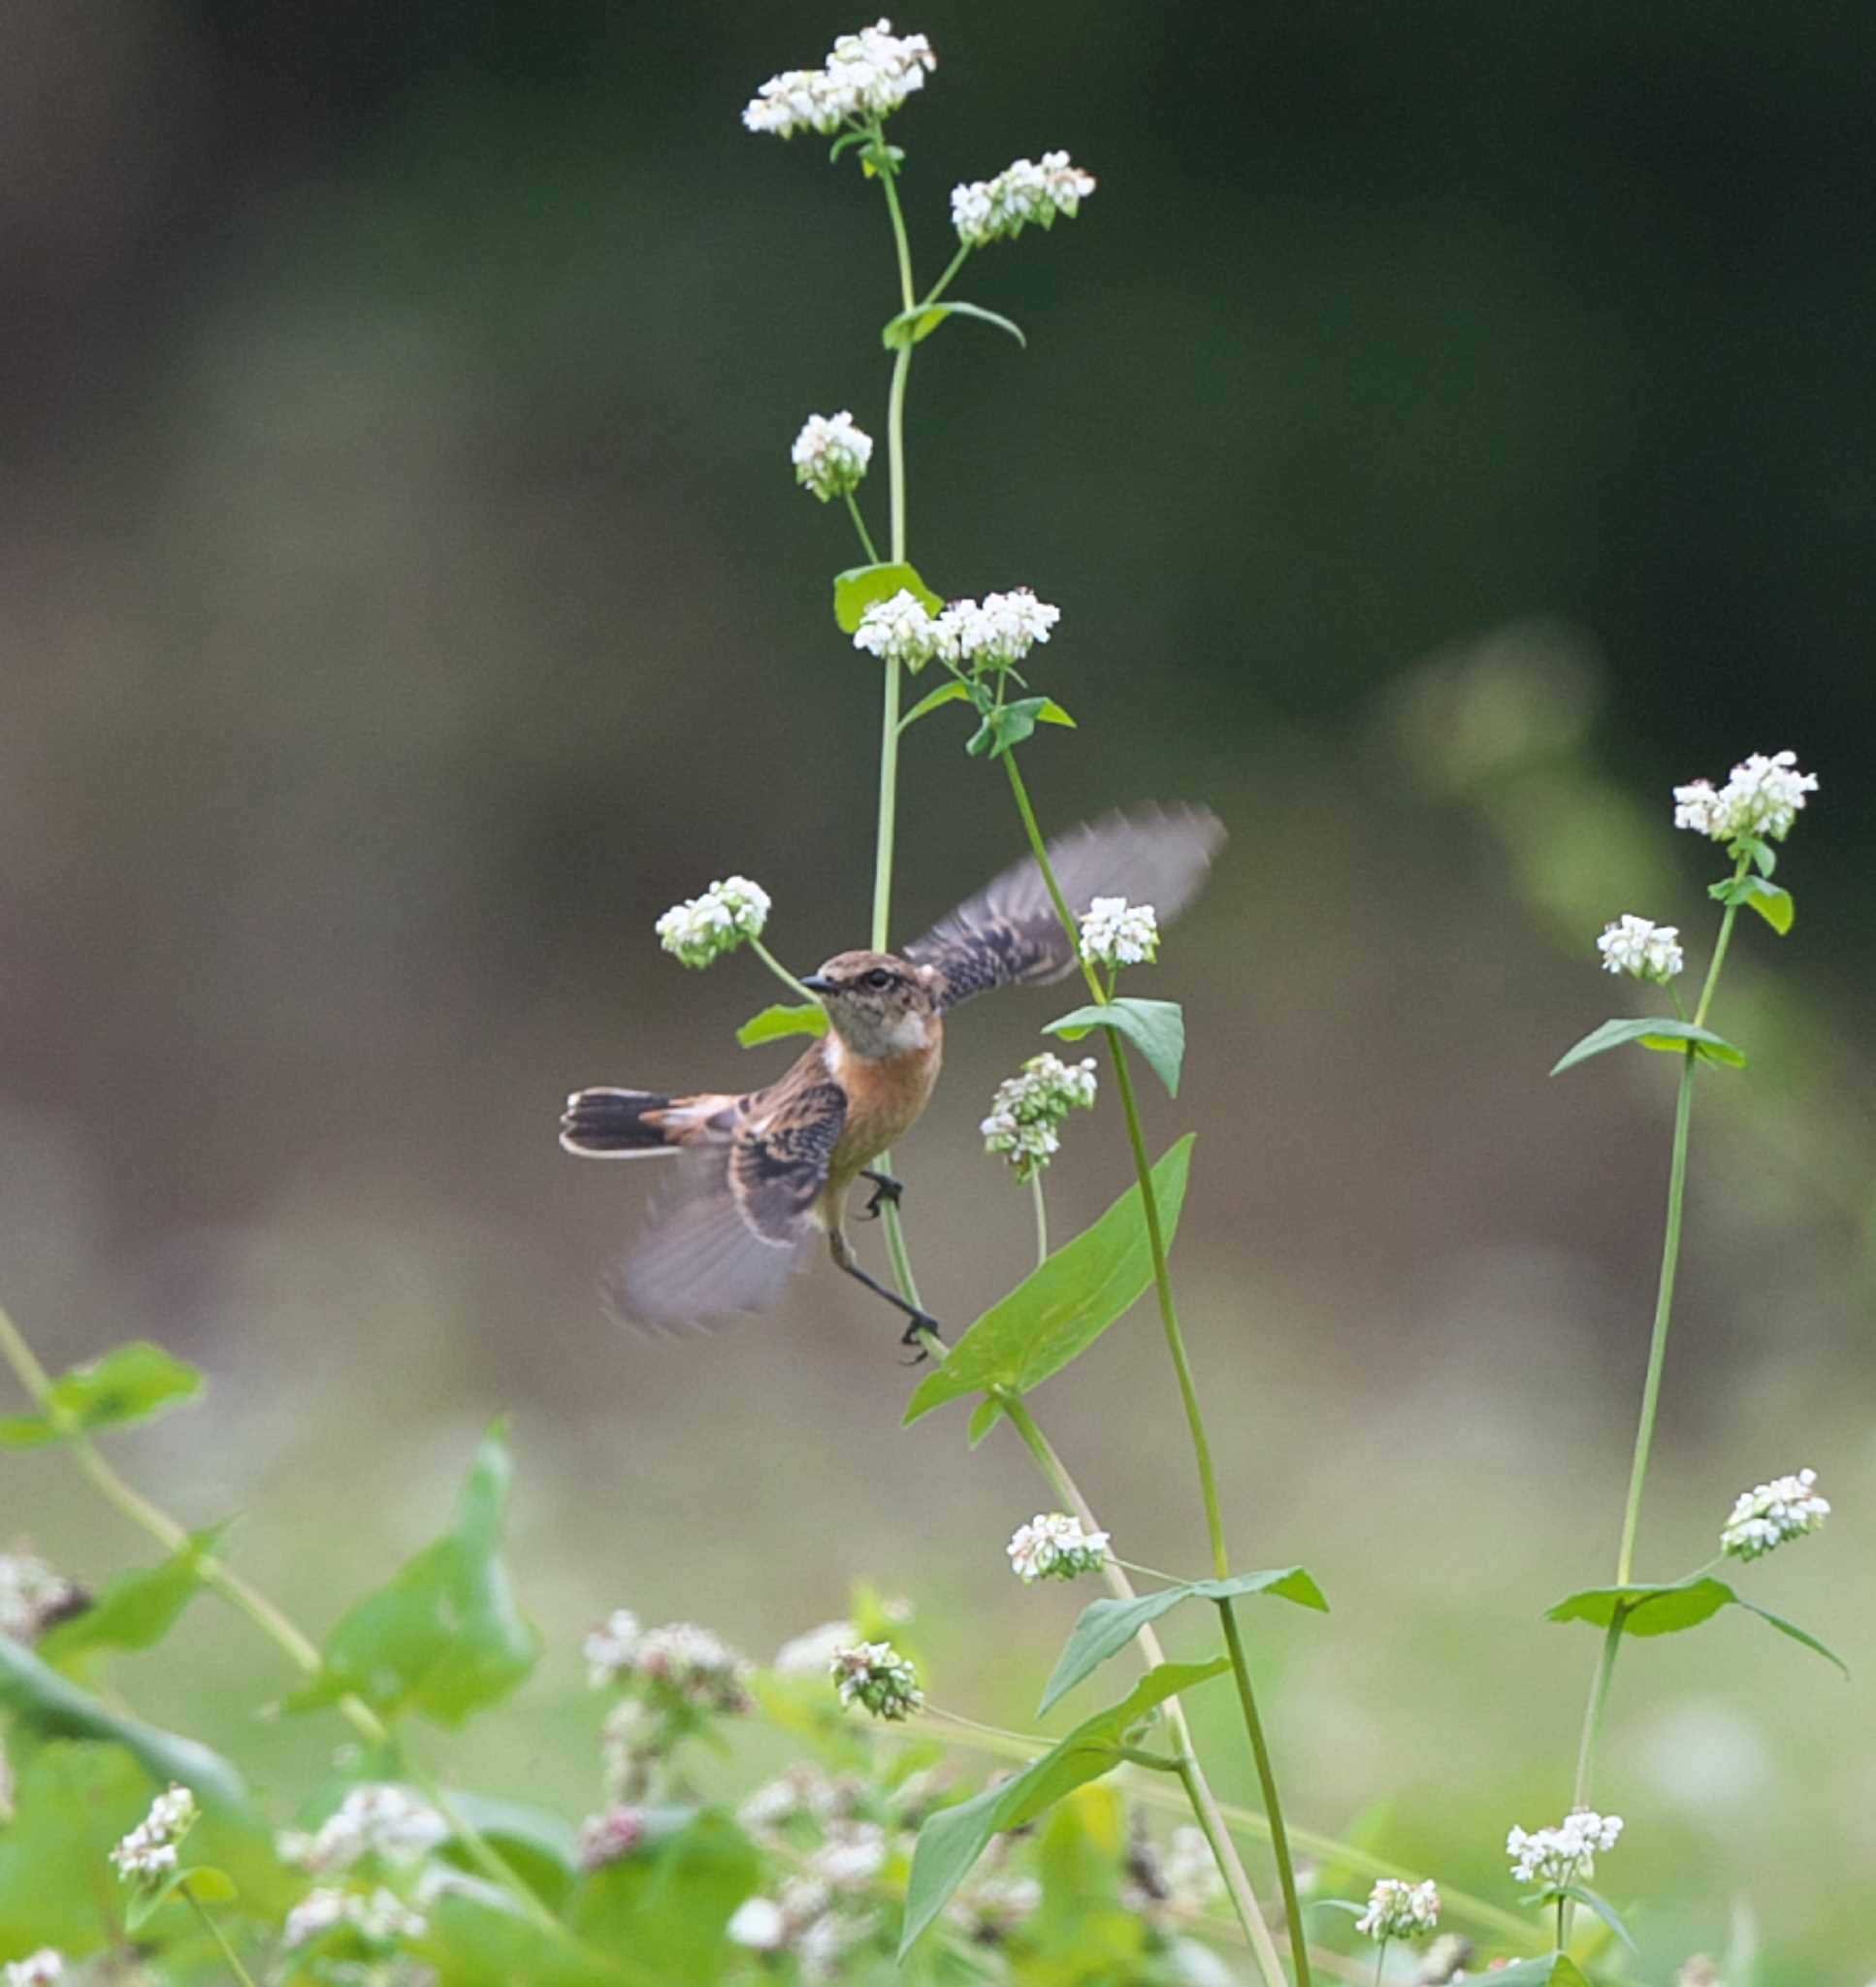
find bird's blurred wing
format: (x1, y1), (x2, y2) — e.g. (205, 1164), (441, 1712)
(904, 802), (1226, 1010)
(605, 1077), (846, 1331)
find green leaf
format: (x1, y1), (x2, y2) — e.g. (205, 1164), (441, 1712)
(1743, 835), (1776, 877)
(0, 1742), (157, 1952)
(1475, 1960), (1591, 1987)
(1045, 997), (1187, 1096)
(1549, 1016), (1746, 1076)
(900, 1660), (1228, 1956)
(1546, 1577), (1846, 1674)
(966, 1395), (1005, 1448)
(441, 1790), (580, 1908)
(904, 1136), (1194, 1424)
(734, 1002), (827, 1049)
(1040, 1568), (1329, 1713)
(37, 1524), (229, 1671)
(0, 1636), (251, 1810)
(0, 1341), (203, 1448)
(966, 697), (1061, 761)
(125, 1863), (238, 1933)
(832, 561), (942, 635)
(286, 1421), (542, 1726)
(569, 1808), (760, 1983)
(1709, 874), (1795, 933)
(882, 299), (1027, 351)
(898, 679), (972, 733)
(1037, 698), (1076, 727)
(1559, 1881), (1638, 1952)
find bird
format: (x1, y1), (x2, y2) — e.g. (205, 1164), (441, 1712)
(560, 803), (1224, 1344)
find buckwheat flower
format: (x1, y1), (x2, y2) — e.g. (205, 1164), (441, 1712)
(654, 878), (771, 969)
(830, 1640), (923, 1720)
(737, 1775), (805, 1834)
(792, 411), (873, 504)
(1356, 1877), (1441, 1940)
(741, 19), (936, 139)
(4, 1952), (65, 1986)
(728, 1896), (789, 1951)
(944, 588), (1061, 671)
(1079, 896), (1159, 969)
(0, 1550), (80, 1645)
(1506, 1808), (1623, 1889)
(950, 1873), (1042, 1938)
(584, 1608), (642, 1687)
(774, 1618), (859, 1678)
(853, 589), (941, 672)
(283, 1889), (350, 1949)
(811, 1822), (889, 1889)
(1673, 750), (1818, 846)
(1006, 1512), (1109, 1583)
(110, 1782), (198, 1882)
(952, 151), (1096, 247)
(281, 1783), (448, 1876)
(981, 1053), (1098, 1179)
(631, 1621), (753, 1711)
(1721, 1467), (1829, 1562)
(1597, 913), (1685, 983)
(577, 1805), (645, 1872)
(349, 1888), (427, 1943)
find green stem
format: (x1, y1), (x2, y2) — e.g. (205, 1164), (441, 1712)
(1692, 857), (1748, 1029)
(1029, 1168), (1050, 1268)
(1571, 1608), (1626, 1812)
(921, 241), (971, 309)
(0, 1304), (573, 1947)
(184, 1880), (258, 1987)
(999, 1396), (1288, 1987)
(1220, 1602), (1311, 1987)
(998, 748), (1311, 1987)
(748, 936), (817, 1003)
(844, 491), (881, 564)
(1374, 1938), (1388, 1987)
(1555, 1895), (1567, 1953)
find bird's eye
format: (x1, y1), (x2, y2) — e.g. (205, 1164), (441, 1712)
(864, 967), (894, 990)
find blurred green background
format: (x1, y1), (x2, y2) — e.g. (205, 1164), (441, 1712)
(1, 4), (1870, 1977)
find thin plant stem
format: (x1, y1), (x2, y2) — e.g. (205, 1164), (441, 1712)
(999, 1395), (1288, 1987)
(1571, 1607), (1627, 1811)
(999, 747), (1313, 1987)
(748, 935), (817, 1003)
(184, 1881), (258, 1987)
(845, 491), (881, 564)
(921, 241), (971, 309)
(1555, 1896), (1567, 1953)
(0, 1305), (574, 1946)
(1373, 1938), (1387, 1987)
(1029, 1168), (1050, 1268)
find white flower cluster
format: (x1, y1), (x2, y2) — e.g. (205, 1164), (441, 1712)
(1721, 1466), (1829, 1562)
(1079, 896), (1158, 969)
(774, 1618), (860, 1678)
(654, 875), (771, 969)
(1597, 913), (1685, 983)
(276, 1783), (448, 1877)
(1673, 750), (1819, 847)
(283, 1886), (426, 1950)
(109, 1783), (198, 1883)
(981, 1053), (1098, 1178)
(584, 1612), (752, 1711)
(0, 1550), (78, 1645)
(1506, 1808), (1623, 1890)
(792, 411), (874, 504)
(948, 1872), (1043, 1939)
(1006, 1512), (1110, 1583)
(830, 1640), (923, 1720)
(4, 1953), (64, 1986)
(577, 1805), (645, 1872)
(742, 19), (936, 138)
(952, 152), (1097, 248)
(1355, 1877), (1441, 1940)
(852, 587), (1060, 675)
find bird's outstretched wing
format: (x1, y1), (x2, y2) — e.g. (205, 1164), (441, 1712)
(903, 802), (1226, 1010)
(605, 1067), (847, 1331)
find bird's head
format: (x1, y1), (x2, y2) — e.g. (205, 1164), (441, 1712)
(802, 950), (942, 1059)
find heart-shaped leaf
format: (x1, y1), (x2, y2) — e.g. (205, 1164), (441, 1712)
(0, 1343), (203, 1448)
(1550, 1016), (1745, 1077)
(735, 1002), (827, 1049)
(1546, 1577), (1845, 1674)
(1046, 997), (1187, 1096)
(832, 561), (943, 635)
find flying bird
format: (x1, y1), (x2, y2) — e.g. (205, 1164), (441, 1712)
(560, 804), (1224, 1343)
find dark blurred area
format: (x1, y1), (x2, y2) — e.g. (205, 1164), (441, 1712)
(1, 4), (1871, 1973)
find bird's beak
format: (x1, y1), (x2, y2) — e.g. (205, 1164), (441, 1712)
(801, 973), (836, 996)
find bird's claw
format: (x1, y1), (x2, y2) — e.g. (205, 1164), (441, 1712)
(898, 1313), (943, 1365)
(859, 1169), (905, 1222)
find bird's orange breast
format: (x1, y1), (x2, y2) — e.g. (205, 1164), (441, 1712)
(825, 1029), (944, 1186)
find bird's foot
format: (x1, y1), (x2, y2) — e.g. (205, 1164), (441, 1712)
(859, 1169), (906, 1222)
(898, 1313), (944, 1365)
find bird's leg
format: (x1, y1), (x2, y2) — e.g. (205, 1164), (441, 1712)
(827, 1227), (945, 1363)
(857, 1168), (905, 1221)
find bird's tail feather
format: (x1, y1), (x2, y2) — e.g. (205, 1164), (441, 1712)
(560, 1088), (735, 1156)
